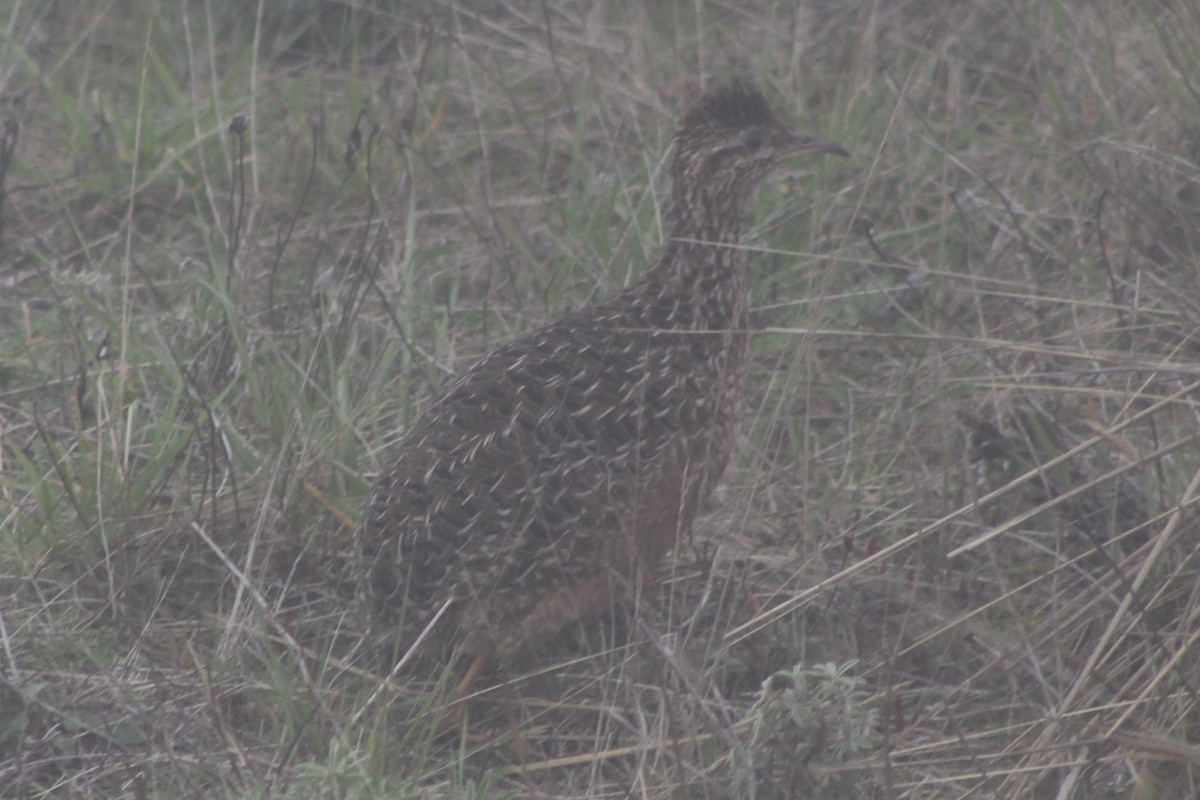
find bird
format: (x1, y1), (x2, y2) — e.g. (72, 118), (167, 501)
(357, 78), (846, 692)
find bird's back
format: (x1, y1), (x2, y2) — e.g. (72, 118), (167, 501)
(358, 267), (748, 654)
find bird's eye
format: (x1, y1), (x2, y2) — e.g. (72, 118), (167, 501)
(743, 131), (765, 151)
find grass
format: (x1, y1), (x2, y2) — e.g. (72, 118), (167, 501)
(3, 0), (1200, 797)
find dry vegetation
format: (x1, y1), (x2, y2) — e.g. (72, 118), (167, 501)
(2, 1), (1200, 797)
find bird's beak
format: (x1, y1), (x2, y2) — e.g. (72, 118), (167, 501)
(782, 131), (849, 159)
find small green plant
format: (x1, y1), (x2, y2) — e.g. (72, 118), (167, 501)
(741, 660), (880, 799)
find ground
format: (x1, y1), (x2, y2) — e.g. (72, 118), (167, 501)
(2, 2), (1199, 798)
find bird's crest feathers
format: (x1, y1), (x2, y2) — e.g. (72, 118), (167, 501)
(680, 79), (778, 133)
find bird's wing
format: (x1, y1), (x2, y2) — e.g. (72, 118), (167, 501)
(358, 303), (712, 618)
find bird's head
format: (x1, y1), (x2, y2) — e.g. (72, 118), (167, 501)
(669, 79), (846, 236)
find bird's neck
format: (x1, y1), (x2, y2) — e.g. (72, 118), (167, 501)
(632, 212), (749, 332)
(649, 200), (748, 292)
(655, 234), (744, 285)
(664, 183), (748, 251)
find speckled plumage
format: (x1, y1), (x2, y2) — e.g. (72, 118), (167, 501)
(357, 79), (845, 659)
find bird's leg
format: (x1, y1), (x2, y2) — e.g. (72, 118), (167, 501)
(453, 650), (489, 700)
(433, 648), (491, 739)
